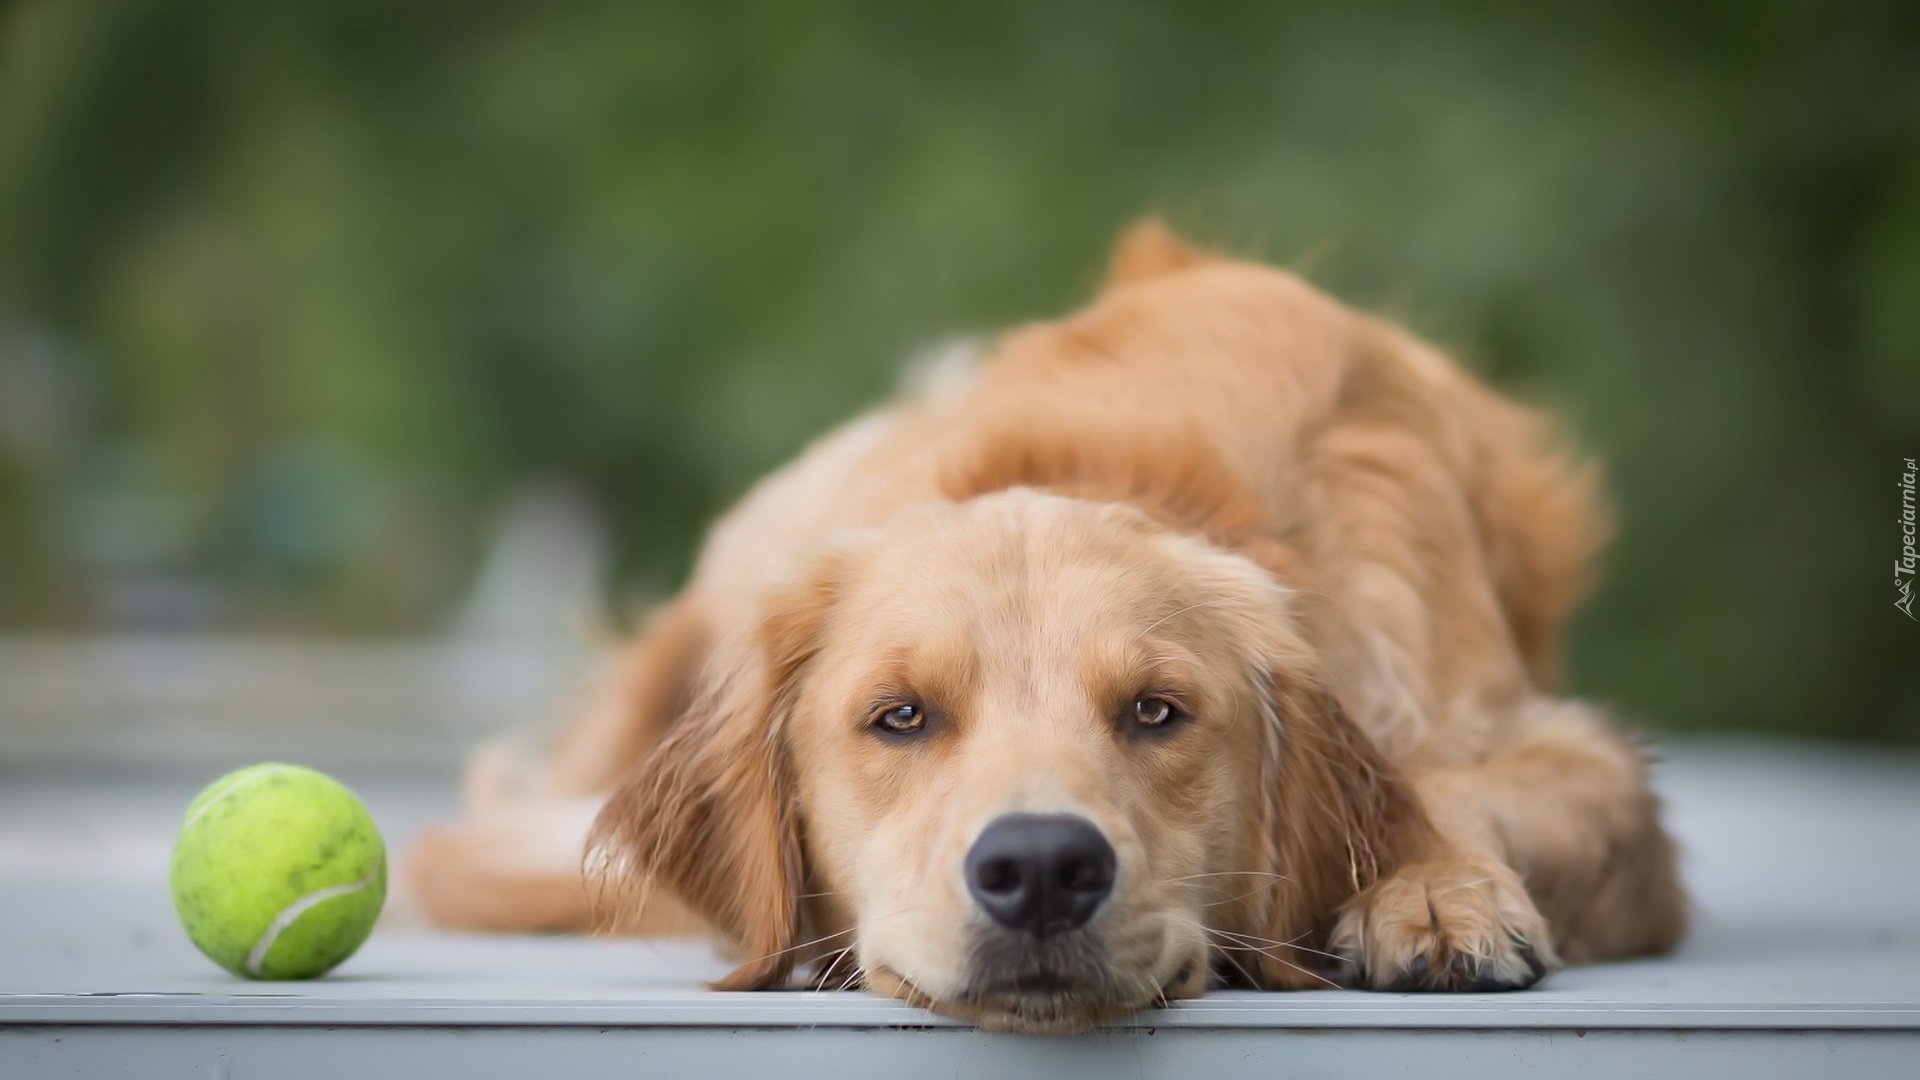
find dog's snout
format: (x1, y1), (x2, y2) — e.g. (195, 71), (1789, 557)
(964, 813), (1116, 937)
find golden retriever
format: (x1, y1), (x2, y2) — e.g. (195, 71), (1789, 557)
(404, 222), (1687, 1033)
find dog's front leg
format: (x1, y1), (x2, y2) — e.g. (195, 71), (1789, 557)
(1331, 700), (1686, 990)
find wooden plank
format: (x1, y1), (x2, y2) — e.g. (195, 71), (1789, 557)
(2, 740), (1916, 1076)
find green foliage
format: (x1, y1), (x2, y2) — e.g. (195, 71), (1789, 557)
(1, 1), (1916, 738)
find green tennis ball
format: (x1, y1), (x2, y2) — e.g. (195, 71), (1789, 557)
(169, 763), (387, 979)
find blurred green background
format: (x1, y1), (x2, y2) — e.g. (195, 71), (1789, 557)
(0, 1), (1915, 742)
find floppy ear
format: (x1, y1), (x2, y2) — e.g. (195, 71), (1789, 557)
(1248, 650), (1434, 988)
(1184, 549), (1434, 987)
(1104, 218), (1221, 289)
(586, 564), (842, 990)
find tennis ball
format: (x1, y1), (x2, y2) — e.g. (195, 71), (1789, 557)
(169, 763), (387, 979)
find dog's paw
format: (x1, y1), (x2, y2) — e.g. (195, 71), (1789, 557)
(1330, 855), (1558, 992)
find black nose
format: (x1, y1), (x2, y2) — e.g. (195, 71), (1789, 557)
(964, 813), (1117, 937)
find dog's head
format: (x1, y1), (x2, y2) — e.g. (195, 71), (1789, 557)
(591, 487), (1425, 1032)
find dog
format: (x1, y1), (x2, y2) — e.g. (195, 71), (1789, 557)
(404, 221), (1687, 1033)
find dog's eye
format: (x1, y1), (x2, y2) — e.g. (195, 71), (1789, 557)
(874, 703), (926, 734)
(1133, 697), (1180, 728)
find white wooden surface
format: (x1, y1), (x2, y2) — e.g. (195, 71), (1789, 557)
(2, 740), (1917, 1077)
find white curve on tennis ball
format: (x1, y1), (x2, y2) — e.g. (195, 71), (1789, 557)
(242, 857), (385, 978)
(179, 764), (295, 834)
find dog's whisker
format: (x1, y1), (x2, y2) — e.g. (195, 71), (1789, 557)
(1200, 925), (1296, 951)
(1266, 936), (1352, 965)
(1169, 871), (1297, 882)
(1208, 938), (1260, 988)
(882, 963), (940, 1014)
(1161, 912), (1350, 989)
(737, 925), (856, 968)
(1207, 937), (1350, 983)
(1230, 933), (1352, 968)
(1203, 933), (1344, 989)
(810, 945), (858, 992)
(1196, 884), (1293, 909)
(1197, 922), (1350, 964)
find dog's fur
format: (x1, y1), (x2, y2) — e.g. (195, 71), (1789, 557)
(405, 222), (1686, 1032)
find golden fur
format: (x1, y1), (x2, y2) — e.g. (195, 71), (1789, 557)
(404, 221), (1686, 1032)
